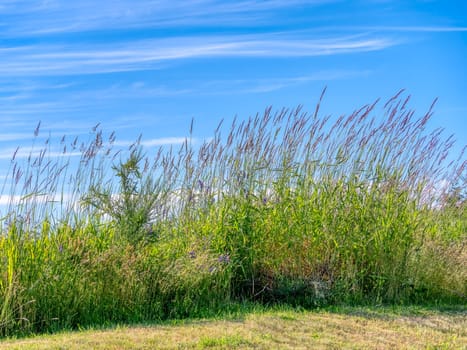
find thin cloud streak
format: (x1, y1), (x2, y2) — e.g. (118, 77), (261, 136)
(198, 70), (372, 94)
(114, 137), (191, 148)
(0, 148), (82, 160)
(0, 193), (76, 206)
(0, 70), (368, 129)
(0, 102), (84, 115)
(0, 34), (396, 76)
(357, 26), (467, 33)
(0, 0), (335, 36)
(0, 133), (40, 143)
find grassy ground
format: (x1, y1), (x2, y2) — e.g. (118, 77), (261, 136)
(1, 306), (465, 349)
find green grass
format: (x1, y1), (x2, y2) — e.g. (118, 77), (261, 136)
(0, 90), (466, 337)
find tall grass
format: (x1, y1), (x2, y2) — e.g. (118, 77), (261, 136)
(0, 90), (465, 336)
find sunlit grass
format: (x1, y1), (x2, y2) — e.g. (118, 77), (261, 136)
(0, 306), (465, 349)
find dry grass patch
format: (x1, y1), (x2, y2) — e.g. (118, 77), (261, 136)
(0, 307), (465, 349)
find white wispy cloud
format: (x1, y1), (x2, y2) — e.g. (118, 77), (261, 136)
(0, 133), (40, 142)
(0, 34), (395, 76)
(0, 135), (192, 160)
(356, 26), (467, 33)
(57, 83), (193, 101)
(4, 1), (464, 39)
(34, 70), (366, 100)
(198, 70), (371, 94)
(114, 137), (190, 148)
(0, 195), (23, 206)
(0, 147), (82, 160)
(0, 101), (82, 115)
(0, 69), (369, 132)
(0, 0), (335, 36)
(0, 193), (76, 206)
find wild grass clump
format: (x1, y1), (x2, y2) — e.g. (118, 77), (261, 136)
(0, 89), (465, 336)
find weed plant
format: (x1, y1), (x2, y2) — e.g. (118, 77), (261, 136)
(0, 90), (465, 336)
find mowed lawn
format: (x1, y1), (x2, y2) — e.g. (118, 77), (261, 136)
(1, 306), (465, 349)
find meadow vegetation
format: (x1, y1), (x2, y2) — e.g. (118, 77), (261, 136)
(0, 89), (465, 337)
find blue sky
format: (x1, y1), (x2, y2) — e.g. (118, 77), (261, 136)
(0, 0), (466, 178)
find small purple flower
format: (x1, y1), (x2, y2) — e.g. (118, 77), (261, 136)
(198, 180), (204, 191)
(188, 250), (196, 259)
(218, 254), (230, 264)
(58, 244), (64, 253)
